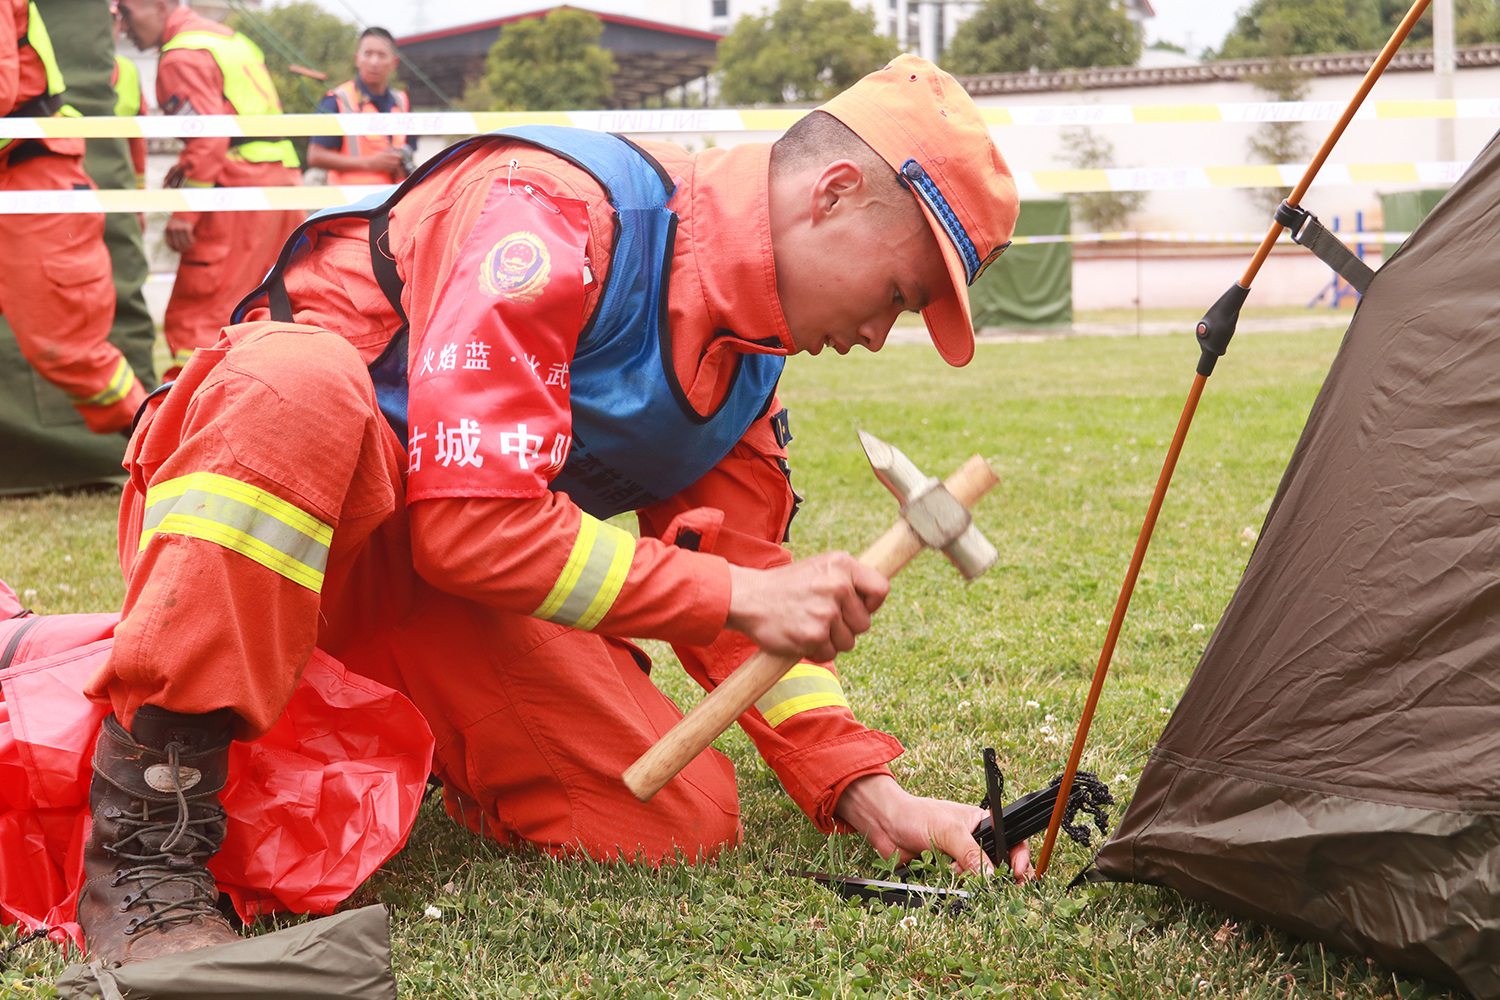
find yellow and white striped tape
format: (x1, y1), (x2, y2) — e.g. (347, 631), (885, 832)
(0, 160), (1467, 214)
(2, 98), (1498, 140)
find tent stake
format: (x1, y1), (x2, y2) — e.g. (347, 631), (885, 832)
(1032, 0), (1436, 880)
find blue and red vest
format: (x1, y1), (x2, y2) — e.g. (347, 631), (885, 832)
(236, 126), (784, 520)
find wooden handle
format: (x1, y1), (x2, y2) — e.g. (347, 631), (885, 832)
(622, 454), (999, 802)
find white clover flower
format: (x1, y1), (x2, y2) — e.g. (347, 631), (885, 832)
(1038, 725), (1052, 735)
(423, 905), (443, 919)
(900, 915), (919, 928)
(1025, 700), (1040, 709)
(1113, 773), (1128, 783)
(1045, 714), (1056, 722)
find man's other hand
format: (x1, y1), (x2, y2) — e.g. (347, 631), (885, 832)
(164, 215), (196, 253)
(365, 149), (405, 176)
(726, 553), (888, 662)
(835, 773), (1034, 880)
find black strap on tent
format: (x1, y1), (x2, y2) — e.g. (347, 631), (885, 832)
(1275, 201), (1376, 295)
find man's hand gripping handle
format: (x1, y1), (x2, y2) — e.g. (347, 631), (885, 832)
(621, 454), (1000, 803)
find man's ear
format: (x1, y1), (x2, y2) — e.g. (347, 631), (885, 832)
(808, 159), (867, 224)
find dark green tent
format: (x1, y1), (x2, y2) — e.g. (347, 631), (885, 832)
(968, 199), (1071, 329)
(1096, 130), (1500, 997)
(1, 0), (157, 496)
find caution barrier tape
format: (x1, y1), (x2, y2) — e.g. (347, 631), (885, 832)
(3, 97), (1500, 141)
(1008, 230), (1409, 245)
(0, 159), (1468, 214)
(1014, 158), (1471, 196)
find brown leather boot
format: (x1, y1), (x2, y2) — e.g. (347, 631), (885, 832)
(78, 706), (243, 965)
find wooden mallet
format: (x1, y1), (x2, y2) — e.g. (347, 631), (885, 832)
(622, 431), (1002, 802)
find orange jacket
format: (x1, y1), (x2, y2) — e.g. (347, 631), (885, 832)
(1, 0), (81, 159)
(241, 138), (902, 829)
(0, 0), (45, 117)
(323, 78), (409, 185)
(156, 6), (291, 225)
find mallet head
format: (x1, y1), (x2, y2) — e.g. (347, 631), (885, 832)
(859, 430), (1000, 580)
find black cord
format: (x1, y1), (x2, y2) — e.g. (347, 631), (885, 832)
(0, 927), (48, 973)
(1050, 770), (1115, 848)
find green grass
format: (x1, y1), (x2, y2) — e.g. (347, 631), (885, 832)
(0, 328), (1454, 999)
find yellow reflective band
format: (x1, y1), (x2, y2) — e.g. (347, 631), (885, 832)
(532, 514), (635, 631)
(183, 178), (215, 188)
(171, 347), (195, 366)
(225, 139), (300, 167)
(139, 471), (334, 592)
(69, 357), (137, 407)
(755, 663), (849, 727)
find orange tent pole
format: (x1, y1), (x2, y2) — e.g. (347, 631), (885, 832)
(1032, 0), (1436, 880)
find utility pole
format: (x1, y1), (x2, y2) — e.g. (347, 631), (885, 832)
(1434, 0), (1455, 162)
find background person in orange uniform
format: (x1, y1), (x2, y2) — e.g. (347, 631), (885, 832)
(307, 26), (412, 185)
(114, 0), (304, 377)
(0, 0), (145, 435)
(72, 58), (1028, 965)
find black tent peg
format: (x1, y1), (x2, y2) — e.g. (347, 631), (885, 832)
(1195, 282), (1250, 377)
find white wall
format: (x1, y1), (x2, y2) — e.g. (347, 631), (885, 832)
(974, 64), (1500, 235)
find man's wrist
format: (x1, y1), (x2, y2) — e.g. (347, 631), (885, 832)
(833, 772), (903, 831)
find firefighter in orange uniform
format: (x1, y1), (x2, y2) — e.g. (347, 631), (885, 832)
(114, 0), (304, 376)
(74, 56), (1029, 965)
(307, 27), (412, 185)
(0, 0), (145, 434)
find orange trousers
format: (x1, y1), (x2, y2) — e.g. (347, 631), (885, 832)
(0, 148), (144, 433)
(91, 322), (740, 863)
(162, 165), (304, 370)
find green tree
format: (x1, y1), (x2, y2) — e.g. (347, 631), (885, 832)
(1215, 0), (1381, 58)
(1213, 0), (1500, 58)
(473, 8), (615, 112)
(942, 0), (1142, 75)
(716, 0), (898, 105)
(226, 2), (357, 115)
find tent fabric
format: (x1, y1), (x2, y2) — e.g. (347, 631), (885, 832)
(968, 199), (1072, 329)
(53, 904), (397, 1000)
(1095, 128), (1500, 998)
(0, 579), (434, 946)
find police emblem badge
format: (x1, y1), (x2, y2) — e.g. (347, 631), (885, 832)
(480, 231), (552, 302)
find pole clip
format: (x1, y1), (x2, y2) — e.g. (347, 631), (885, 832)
(1275, 200), (1377, 296)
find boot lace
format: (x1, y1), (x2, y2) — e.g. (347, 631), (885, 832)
(105, 742), (227, 936)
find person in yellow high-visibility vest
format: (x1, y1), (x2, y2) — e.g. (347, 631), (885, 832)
(308, 27), (413, 185)
(111, 51), (147, 187)
(0, 0), (145, 435)
(115, 0), (305, 377)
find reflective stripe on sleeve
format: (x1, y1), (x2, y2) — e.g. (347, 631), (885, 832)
(139, 471), (334, 591)
(69, 357), (138, 407)
(532, 514), (635, 631)
(755, 663), (849, 727)
(171, 347), (195, 368)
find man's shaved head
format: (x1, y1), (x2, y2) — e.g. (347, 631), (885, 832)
(771, 111), (907, 204)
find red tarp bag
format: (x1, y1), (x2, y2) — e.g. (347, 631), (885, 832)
(0, 580), (434, 947)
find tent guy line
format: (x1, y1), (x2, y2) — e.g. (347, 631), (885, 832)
(3, 99), (1498, 141)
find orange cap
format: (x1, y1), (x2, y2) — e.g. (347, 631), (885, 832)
(819, 54), (1019, 367)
